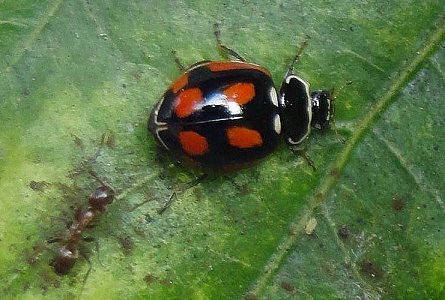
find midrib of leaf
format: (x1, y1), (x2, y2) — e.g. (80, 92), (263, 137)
(4, 0), (62, 73)
(249, 12), (445, 296)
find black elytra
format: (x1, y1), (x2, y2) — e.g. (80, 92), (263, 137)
(149, 61), (281, 171)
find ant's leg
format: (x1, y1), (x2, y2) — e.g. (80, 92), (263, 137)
(213, 23), (245, 61)
(77, 245), (93, 299)
(80, 236), (103, 266)
(88, 170), (115, 192)
(47, 236), (64, 244)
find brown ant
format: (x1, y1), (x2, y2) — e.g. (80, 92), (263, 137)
(50, 178), (115, 275)
(50, 170), (205, 276)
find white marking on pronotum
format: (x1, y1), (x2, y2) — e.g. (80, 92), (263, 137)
(282, 75), (312, 145)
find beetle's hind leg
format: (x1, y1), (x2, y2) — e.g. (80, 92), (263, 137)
(213, 23), (245, 62)
(171, 50), (186, 72)
(285, 35), (311, 77)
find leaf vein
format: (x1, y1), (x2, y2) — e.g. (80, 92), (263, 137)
(321, 204), (382, 299)
(4, 0), (63, 73)
(372, 129), (445, 214)
(340, 49), (386, 73)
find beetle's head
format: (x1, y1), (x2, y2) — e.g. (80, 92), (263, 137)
(310, 90), (333, 130)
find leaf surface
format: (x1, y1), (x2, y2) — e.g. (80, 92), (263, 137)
(0, 1), (444, 299)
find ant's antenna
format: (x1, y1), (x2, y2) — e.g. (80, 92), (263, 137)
(89, 170), (115, 193)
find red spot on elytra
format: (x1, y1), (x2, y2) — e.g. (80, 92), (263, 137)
(171, 73), (189, 93)
(208, 61), (270, 75)
(174, 88), (203, 118)
(226, 127), (262, 149)
(179, 131), (209, 156)
(224, 82), (255, 105)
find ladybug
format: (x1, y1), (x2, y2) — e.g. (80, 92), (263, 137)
(148, 29), (332, 171)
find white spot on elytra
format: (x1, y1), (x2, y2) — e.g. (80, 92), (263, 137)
(273, 114), (281, 134)
(269, 86), (278, 107)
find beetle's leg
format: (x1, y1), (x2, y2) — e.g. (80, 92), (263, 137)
(158, 173), (209, 214)
(171, 50), (186, 72)
(289, 146), (316, 172)
(285, 35), (311, 77)
(213, 23), (245, 62)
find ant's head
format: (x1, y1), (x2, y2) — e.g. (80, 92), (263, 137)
(89, 185), (115, 212)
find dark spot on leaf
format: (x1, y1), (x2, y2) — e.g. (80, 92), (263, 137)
(360, 260), (382, 279)
(330, 168), (340, 177)
(433, 145), (439, 151)
(288, 224), (299, 236)
(244, 293), (258, 300)
(106, 132), (115, 149)
(159, 278), (172, 286)
(29, 180), (49, 192)
(356, 217), (366, 225)
(144, 273), (157, 285)
(338, 225), (349, 240)
(133, 227), (146, 238)
(118, 235), (134, 255)
(237, 183), (251, 196)
(145, 213), (155, 223)
(392, 196), (405, 211)
(314, 192), (324, 203)
(25, 243), (45, 266)
(280, 281), (295, 292)
(71, 134), (84, 149)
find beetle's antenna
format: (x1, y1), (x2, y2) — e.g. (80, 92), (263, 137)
(330, 80), (353, 99)
(286, 35), (311, 77)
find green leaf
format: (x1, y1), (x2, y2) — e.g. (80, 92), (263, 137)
(0, 1), (444, 299)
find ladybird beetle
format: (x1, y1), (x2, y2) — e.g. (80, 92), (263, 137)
(148, 28), (332, 171)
